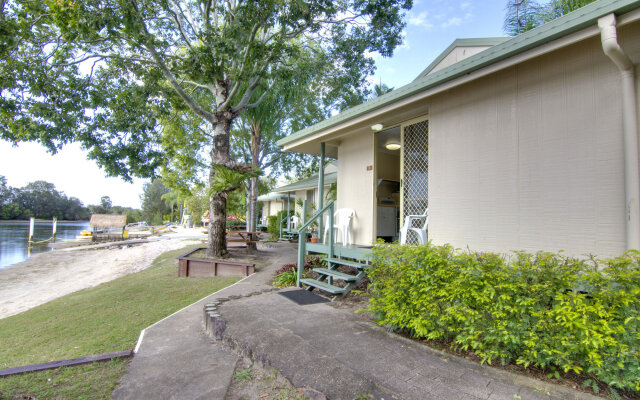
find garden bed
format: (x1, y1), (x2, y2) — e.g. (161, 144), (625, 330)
(177, 247), (255, 277)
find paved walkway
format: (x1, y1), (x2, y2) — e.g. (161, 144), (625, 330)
(112, 242), (297, 400)
(221, 290), (603, 400)
(113, 242), (600, 400)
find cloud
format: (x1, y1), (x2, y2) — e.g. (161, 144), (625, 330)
(397, 30), (410, 50)
(440, 16), (462, 28)
(460, 2), (471, 11)
(364, 50), (381, 60)
(407, 11), (434, 30)
(366, 76), (379, 86)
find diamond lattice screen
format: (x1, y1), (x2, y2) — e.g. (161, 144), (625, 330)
(402, 120), (429, 243)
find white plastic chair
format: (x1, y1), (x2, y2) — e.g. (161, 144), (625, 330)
(323, 208), (355, 246)
(399, 208), (429, 245)
(291, 215), (301, 230)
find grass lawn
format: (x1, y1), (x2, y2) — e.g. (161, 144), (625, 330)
(0, 243), (240, 399)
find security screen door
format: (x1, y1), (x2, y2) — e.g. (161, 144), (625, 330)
(401, 119), (429, 244)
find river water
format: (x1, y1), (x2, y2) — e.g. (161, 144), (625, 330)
(0, 220), (90, 269)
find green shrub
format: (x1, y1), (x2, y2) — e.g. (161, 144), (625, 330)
(367, 243), (640, 394)
(267, 210), (290, 237)
(267, 216), (279, 237)
(272, 256), (326, 287)
(272, 264), (298, 287)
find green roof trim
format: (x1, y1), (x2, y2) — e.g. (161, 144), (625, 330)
(272, 172), (337, 193)
(414, 37), (510, 80)
(278, 0), (640, 148)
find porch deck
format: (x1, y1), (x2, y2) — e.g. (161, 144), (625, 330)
(304, 241), (373, 262)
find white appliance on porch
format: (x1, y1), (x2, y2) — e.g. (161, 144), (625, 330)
(376, 191), (399, 242)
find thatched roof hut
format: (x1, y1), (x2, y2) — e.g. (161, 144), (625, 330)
(90, 214), (127, 229)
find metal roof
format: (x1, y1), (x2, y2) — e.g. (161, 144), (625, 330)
(277, 0), (640, 148)
(272, 172), (337, 193)
(257, 193), (291, 202)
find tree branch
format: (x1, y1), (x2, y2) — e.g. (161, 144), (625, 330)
(167, 8), (195, 50)
(168, 0), (200, 37)
(131, 0), (217, 124)
(229, 75), (261, 113)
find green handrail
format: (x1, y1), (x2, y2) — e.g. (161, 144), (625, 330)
(296, 200), (335, 287)
(296, 200), (334, 233)
(279, 215), (286, 239)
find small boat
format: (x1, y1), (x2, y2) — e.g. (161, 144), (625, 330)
(75, 230), (93, 241)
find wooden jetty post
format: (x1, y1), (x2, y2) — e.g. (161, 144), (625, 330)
(52, 217), (57, 243)
(28, 218), (35, 243)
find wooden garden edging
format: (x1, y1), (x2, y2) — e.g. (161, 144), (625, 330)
(0, 350), (133, 377)
(177, 247), (255, 277)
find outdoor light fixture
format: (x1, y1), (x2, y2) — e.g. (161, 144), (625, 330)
(385, 141), (401, 151)
(371, 123), (384, 131)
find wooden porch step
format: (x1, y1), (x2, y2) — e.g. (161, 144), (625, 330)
(313, 268), (359, 282)
(300, 278), (346, 294)
(324, 257), (368, 270)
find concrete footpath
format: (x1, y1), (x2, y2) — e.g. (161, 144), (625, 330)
(112, 243), (297, 399)
(113, 242), (600, 400)
(220, 290), (600, 400)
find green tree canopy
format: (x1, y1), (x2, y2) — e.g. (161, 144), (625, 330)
(2, 0), (412, 255)
(140, 179), (171, 225)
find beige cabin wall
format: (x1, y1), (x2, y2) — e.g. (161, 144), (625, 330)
(337, 129), (376, 245)
(262, 200), (284, 218)
(294, 190), (305, 216)
(428, 32), (636, 257)
(292, 187), (329, 220)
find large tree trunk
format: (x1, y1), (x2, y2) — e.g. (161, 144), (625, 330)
(246, 120), (261, 250)
(207, 118), (232, 258)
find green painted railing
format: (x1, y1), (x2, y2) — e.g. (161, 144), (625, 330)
(295, 200), (335, 287)
(278, 210), (293, 240)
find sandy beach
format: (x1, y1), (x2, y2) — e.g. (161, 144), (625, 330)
(0, 228), (206, 320)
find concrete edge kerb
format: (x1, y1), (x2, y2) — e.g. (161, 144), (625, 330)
(202, 287), (281, 341)
(132, 273), (255, 354)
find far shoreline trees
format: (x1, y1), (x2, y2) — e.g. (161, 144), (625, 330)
(0, 176), (143, 221)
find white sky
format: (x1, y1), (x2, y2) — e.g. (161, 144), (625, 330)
(0, 142), (145, 208)
(0, 1), (506, 210)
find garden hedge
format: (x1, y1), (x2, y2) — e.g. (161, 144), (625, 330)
(367, 243), (640, 393)
(267, 210), (290, 237)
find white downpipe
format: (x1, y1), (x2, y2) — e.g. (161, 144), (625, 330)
(598, 14), (640, 251)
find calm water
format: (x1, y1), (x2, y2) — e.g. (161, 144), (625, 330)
(0, 220), (90, 269)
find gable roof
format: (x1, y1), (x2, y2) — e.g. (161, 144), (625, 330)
(277, 0), (640, 149)
(256, 193), (291, 202)
(414, 37), (510, 79)
(258, 161), (338, 199)
(272, 172), (337, 193)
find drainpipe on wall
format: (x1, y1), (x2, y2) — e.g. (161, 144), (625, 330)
(598, 13), (640, 251)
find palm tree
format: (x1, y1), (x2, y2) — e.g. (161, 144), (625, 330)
(372, 82), (394, 98)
